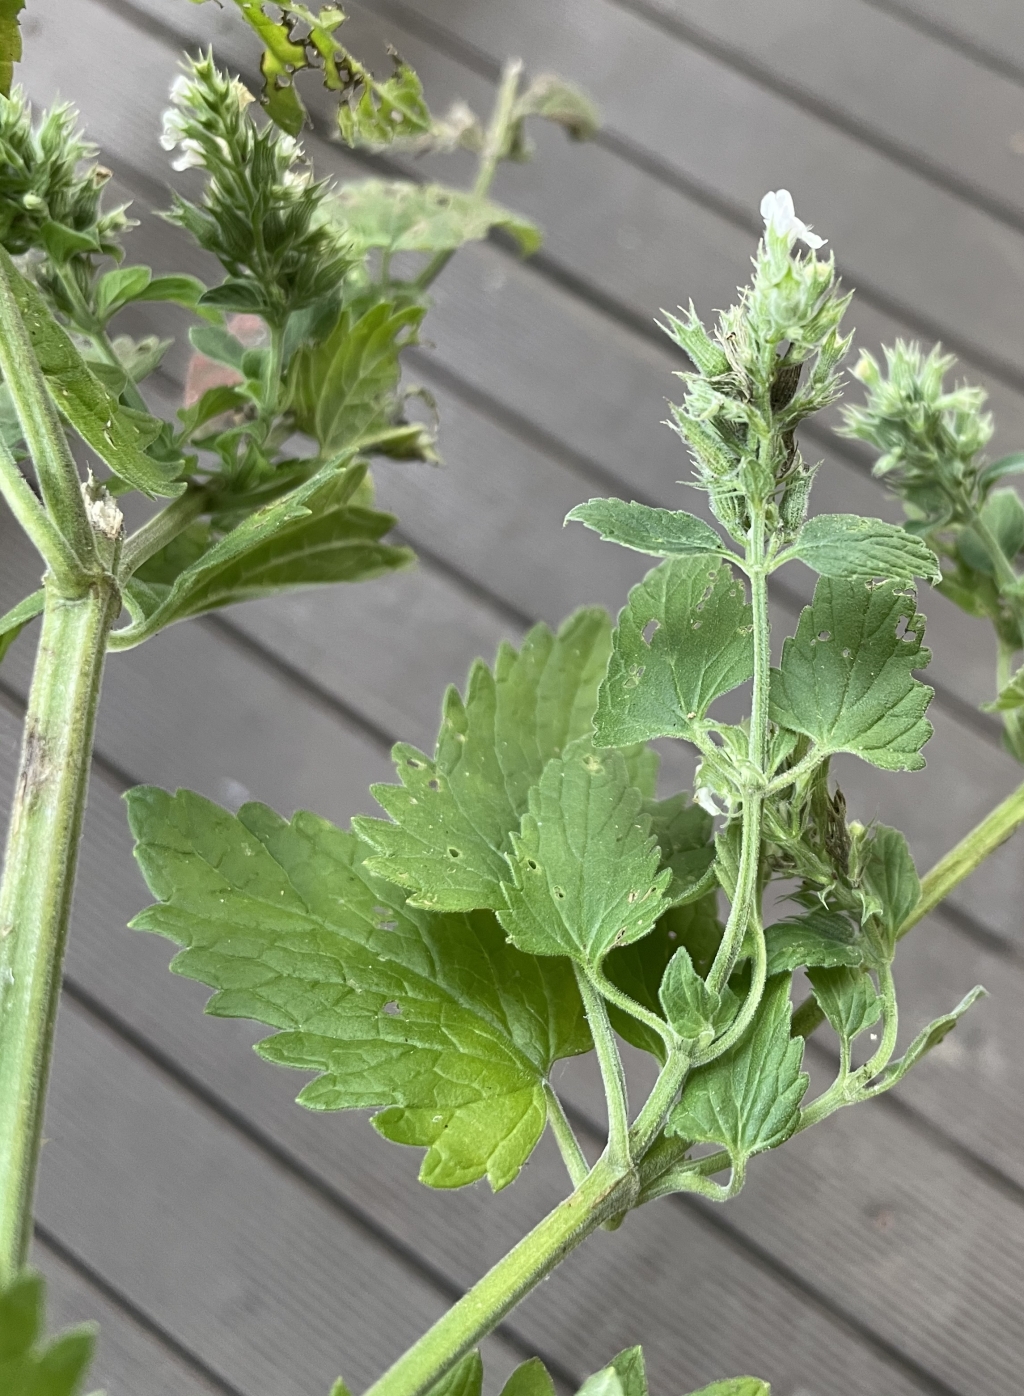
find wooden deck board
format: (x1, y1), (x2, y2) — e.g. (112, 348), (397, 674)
(8, 0), (1024, 1391)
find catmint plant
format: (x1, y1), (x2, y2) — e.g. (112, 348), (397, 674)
(107, 189), (1020, 1396)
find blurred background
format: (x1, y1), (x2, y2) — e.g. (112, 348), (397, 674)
(5, 1), (1024, 1393)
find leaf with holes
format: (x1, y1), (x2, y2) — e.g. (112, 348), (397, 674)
(594, 557), (753, 747)
(769, 577), (933, 771)
(127, 788), (590, 1191)
(792, 514), (940, 584)
(356, 609), (656, 912)
(0, 1271), (98, 1396)
(667, 974), (808, 1170)
(330, 181), (541, 257)
(806, 966), (881, 1046)
(498, 740), (672, 968)
(566, 498), (726, 559)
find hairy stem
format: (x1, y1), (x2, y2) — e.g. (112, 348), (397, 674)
(119, 485), (209, 580)
(793, 776), (1024, 1037)
(0, 438), (83, 592)
(543, 1084), (589, 1188)
(362, 1158), (636, 1396)
(0, 574), (119, 1282)
(574, 965), (631, 1170)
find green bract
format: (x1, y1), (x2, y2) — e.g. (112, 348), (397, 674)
(0, 1271), (97, 1396)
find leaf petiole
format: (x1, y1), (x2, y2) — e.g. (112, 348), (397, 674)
(574, 964), (632, 1172)
(543, 1084), (590, 1189)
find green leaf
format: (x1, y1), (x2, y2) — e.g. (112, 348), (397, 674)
(764, 907), (863, 975)
(430, 1352), (482, 1396)
(594, 557), (753, 746)
(38, 220), (99, 262)
(330, 180), (542, 257)
(95, 265), (153, 321)
(867, 986), (986, 1095)
(0, 1271), (97, 1396)
(0, 0), (24, 97)
(189, 323), (247, 372)
(658, 945), (719, 1047)
(499, 1358), (556, 1396)
(0, 588), (43, 664)
(979, 451), (1024, 489)
(1, 250), (183, 497)
(607, 1348), (647, 1396)
(958, 489), (1024, 574)
(643, 792), (716, 905)
(769, 577), (933, 771)
(134, 273), (208, 310)
(984, 660), (1024, 712)
(855, 824), (920, 962)
(498, 740), (672, 967)
(115, 461), (412, 647)
(290, 300), (425, 456)
(806, 965), (881, 1045)
(566, 498), (726, 559)
(198, 278), (272, 316)
(685, 1382), (769, 1396)
(127, 789), (590, 1191)
(792, 514), (940, 584)
(667, 974), (808, 1168)
(356, 609), (628, 911)
(512, 74), (600, 143)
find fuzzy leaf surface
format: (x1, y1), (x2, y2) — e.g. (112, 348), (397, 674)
(331, 181), (541, 256)
(0, 1271), (97, 1396)
(356, 610), (653, 911)
(566, 498), (725, 559)
(118, 463), (411, 647)
(499, 741), (671, 966)
(643, 792), (716, 905)
(806, 966), (881, 1045)
(769, 577), (933, 771)
(127, 788), (589, 1190)
(856, 824), (919, 961)
(793, 514), (940, 584)
(3, 252), (183, 497)
(667, 974), (808, 1166)
(595, 557), (753, 746)
(764, 907), (863, 975)
(868, 986), (986, 1095)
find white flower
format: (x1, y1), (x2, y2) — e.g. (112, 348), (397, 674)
(760, 189), (826, 250)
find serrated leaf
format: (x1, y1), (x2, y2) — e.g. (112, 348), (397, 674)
(500, 1358), (556, 1396)
(856, 824), (919, 961)
(806, 965), (881, 1045)
(0, 588), (43, 664)
(1, 250), (183, 497)
(667, 974), (808, 1168)
(499, 740), (672, 967)
(356, 609), (633, 911)
(643, 792), (716, 905)
(0, 0), (24, 96)
(658, 945), (719, 1046)
(0, 1271), (97, 1396)
(984, 661), (1024, 712)
(289, 300), (425, 456)
(594, 557), (753, 746)
(764, 907), (863, 975)
(792, 514), (940, 584)
(769, 577), (933, 771)
(127, 788), (589, 1191)
(685, 1382), (769, 1396)
(115, 461), (411, 647)
(566, 498), (726, 559)
(867, 986), (986, 1095)
(330, 180), (541, 257)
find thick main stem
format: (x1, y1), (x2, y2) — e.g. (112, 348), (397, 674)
(0, 577), (118, 1282)
(362, 1159), (635, 1396)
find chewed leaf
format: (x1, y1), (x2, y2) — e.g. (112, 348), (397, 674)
(667, 974), (808, 1169)
(512, 74), (600, 142)
(0, 1270), (97, 1396)
(356, 609), (645, 912)
(499, 740), (672, 967)
(127, 788), (590, 1191)
(793, 514), (940, 584)
(331, 181), (541, 256)
(595, 557), (753, 746)
(770, 577), (933, 771)
(566, 498), (725, 559)
(867, 986), (986, 1096)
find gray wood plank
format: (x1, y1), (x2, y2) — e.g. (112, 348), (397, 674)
(869, 0), (1024, 73)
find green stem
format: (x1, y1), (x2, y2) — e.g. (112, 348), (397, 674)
(793, 776), (1024, 1038)
(0, 574), (119, 1282)
(0, 250), (96, 567)
(588, 965), (679, 1059)
(996, 640), (1024, 758)
(543, 1084), (589, 1188)
(416, 60), (523, 292)
(628, 1046), (690, 1159)
(362, 1158), (635, 1396)
(691, 913), (767, 1067)
(574, 965), (631, 1170)
(119, 485), (209, 580)
(0, 438), (84, 592)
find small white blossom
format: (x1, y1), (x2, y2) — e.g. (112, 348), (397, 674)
(760, 188), (826, 250)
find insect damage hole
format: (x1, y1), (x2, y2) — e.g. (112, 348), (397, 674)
(447, 846), (462, 859)
(382, 1000), (401, 1017)
(894, 612), (916, 642)
(641, 618), (660, 645)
